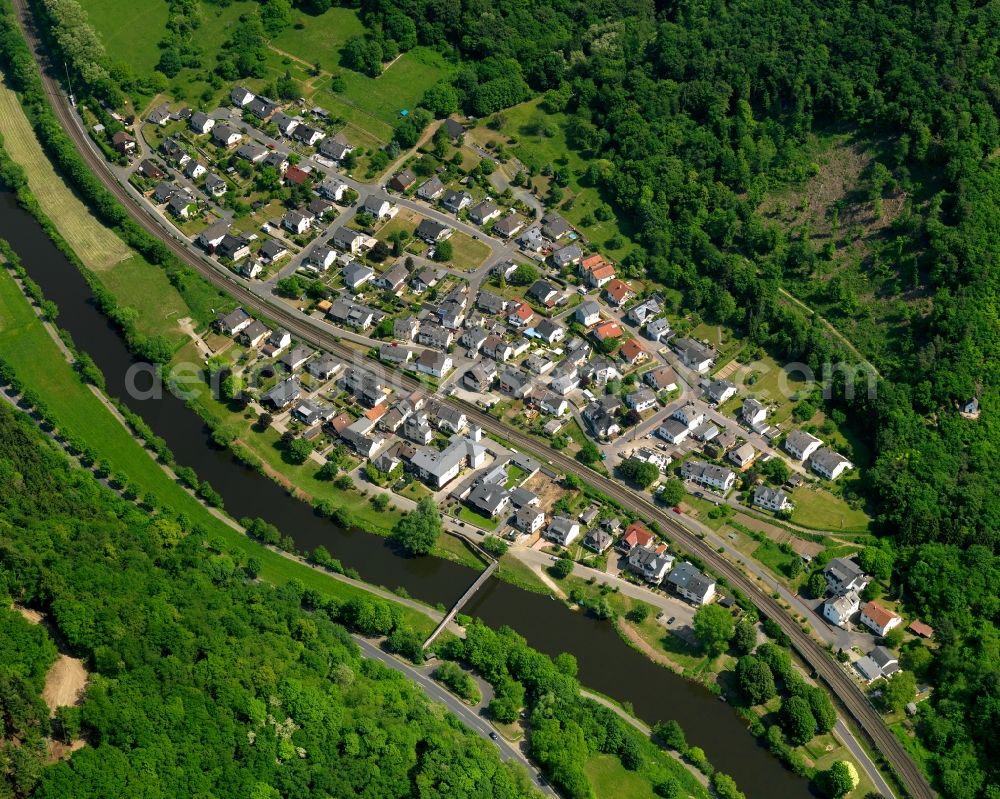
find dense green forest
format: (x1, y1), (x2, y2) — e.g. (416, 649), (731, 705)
(0, 402), (542, 798)
(6, 0), (1000, 794)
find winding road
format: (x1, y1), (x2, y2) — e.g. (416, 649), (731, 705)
(10, 5), (932, 797)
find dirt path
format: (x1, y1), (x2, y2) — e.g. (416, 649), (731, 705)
(42, 656), (88, 713)
(617, 620), (686, 675)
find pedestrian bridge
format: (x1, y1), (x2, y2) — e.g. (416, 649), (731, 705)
(423, 559), (499, 649)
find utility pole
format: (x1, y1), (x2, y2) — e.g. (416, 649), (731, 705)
(63, 61), (75, 106)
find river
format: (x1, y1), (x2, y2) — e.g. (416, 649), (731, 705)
(0, 191), (809, 798)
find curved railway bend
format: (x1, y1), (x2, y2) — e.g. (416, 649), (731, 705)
(10, 3), (934, 797)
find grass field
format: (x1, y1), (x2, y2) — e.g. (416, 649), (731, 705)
(585, 754), (659, 799)
(0, 81), (131, 269)
(78, 0), (169, 77)
(99, 254), (191, 345)
(791, 485), (871, 532)
(447, 231), (491, 270)
(271, 7), (365, 73)
(0, 267), (437, 630)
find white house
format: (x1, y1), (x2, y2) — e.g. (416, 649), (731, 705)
(544, 516), (580, 546)
(784, 429), (823, 461)
(513, 505), (545, 534)
(753, 485), (793, 512)
(666, 562), (716, 605)
(361, 196), (393, 219)
(860, 601), (903, 637)
(810, 447), (854, 480)
(824, 557), (868, 595)
(823, 591), (860, 628)
(672, 402), (705, 430)
(742, 398), (767, 426)
(627, 545), (675, 584)
(575, 300), (601, 326)
(680, 459), (735, 491)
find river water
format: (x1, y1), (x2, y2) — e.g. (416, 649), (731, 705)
(0, 191), (809, 798)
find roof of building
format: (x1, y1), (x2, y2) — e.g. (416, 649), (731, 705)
(862, 601), (900, 629)
(667, 561), (714, 598)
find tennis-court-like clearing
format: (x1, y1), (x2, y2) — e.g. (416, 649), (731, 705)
(0, 80), (132, 270)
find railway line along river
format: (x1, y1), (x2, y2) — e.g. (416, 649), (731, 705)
(0, 190), (809, 798)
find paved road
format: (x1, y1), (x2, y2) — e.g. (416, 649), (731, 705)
(352, 636), (556, 797)
(15, 6), (928, 795)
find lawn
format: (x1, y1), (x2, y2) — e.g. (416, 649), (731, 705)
(446, 231), (491, 271)
(336, 48), (454, 126)
(456, 505), (500, 532)
(270, 7), (365, 73)
(791, 485), (871, 532)
(78, 0), (169, 78)
(98, 254), (191, 345)
(729, 352), (812, 425)
(584, 754), (659, 799)
(0, 81), (131, 270)
(751, 540), (801, 579)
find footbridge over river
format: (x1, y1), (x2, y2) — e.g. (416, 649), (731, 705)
(423, 558), (499, 649)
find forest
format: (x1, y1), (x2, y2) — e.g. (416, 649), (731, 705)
(5, 0), (1000, 794)
(0, 402), (544, 798)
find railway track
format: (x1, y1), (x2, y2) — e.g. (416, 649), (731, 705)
(10, 4), (934, 796)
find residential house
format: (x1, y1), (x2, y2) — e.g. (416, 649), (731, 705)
(340, 417), (384, 459)
(369, 261), (406, 294)
(319, 177), (348, 202)
(706, 379), (737, 405)
(658, 418), (691, 445)
(241, 260), (263, 280)
(147, 103), (171, 125)
(205, 173), (227, 197)
(379, 343), (412, 366)
(527, 279), (559, 307)
(645, 365), (678, 392)
(499, 368), (533, 398)
(513, 505), (546, 534)
(645, 317), (671, 342)
(753, 485), (793, 512)
(217, 307), (252, 335)
(152, 181), (177, 204)
(634, 447), (670, 472)
(627, 298), (661, 325)
(742, 398), (768, 426)
(593, 320), (623, 344)
(238, 319), (270, 348)
(582, 529), (613, 554)
(681, 459), (736, 491)
(111, 130), (136, 155)
(810, 448), (854, 480)
(216, 234), (251, 262)
(550, 369), (580, 396)
(247, 96), (277, 119)
(860, 601), (903, 637)
(626, 388), (658, 413)
(855, 647), (900, 683)
(236, 142), (267, 163)
(161, 137), (189, 165)
(212, 124), (241, 147)
(628, 545), (675, 584)
(541, 213), (572, 241)
(306, 245), (337, 271)
(586, 262), (615, 289)
(393, 316), (420, 341)
(824, 591), (861, 627)
(533, 318), (565, 345)
(666, 562), (716, 605)
(292, 399), (331, 427)
(728, 443), (757, 470)
(493, 215), (525, 238)
(824, 558), (868, 595)
(293, 125), (324, 147)
(619, 339), (647, 366)
(415, 350), (453, 379)
(333, 227), (366, 254)
(417, 176), (444, 200)
(517, 227), (545, 252)
(461, 327), (489, 353)
(197, 219), (230, 250)
(582, 400), (621, 440)
(441, 190), (472, 213)
(581, 358), (621, 386)
(411, 267), (443, 293)
(389, 169), (416, 192)
(415, 322), (453, 349)
(403, 413), (433, 445)
(271, 111), (299, 137)
(673, 338), (716, 373)
(439, 118), (465, 141)
(528, 388), (568, 417)
(283, 165), (310, 185)
(604, 279), (635, 307)
(326, 299), (377, 331)
(282, 209), (313, 236)
(183, 160), (207, 180)
(575, 300), (601, 327)
(784, 430), (823, 462)
(318, 137), (353, 161)
(469, 199), (501, 225)
(230, 86), (254, 106)
(280, 345), (313, 372)
(137, 159), (164, 180)
(434, 405), (467, 434)
(361, 195), (393, 219)
(410, 434), (486, 488)
(551, 243), (583, 269)
(261, 329), (292, 358)
(261, 377), (301, 410)
(545, 517), (581, 547)
(463, 362), (497, 391)
(342, 261), (374, 291)
(467, 482), (511, 518)
(672, 402), (705, 429)
(167, 192), (196, 218)
(260, 239), (288, 263)
(416, 218), (452, 243)
(508, 302), (534, 328)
